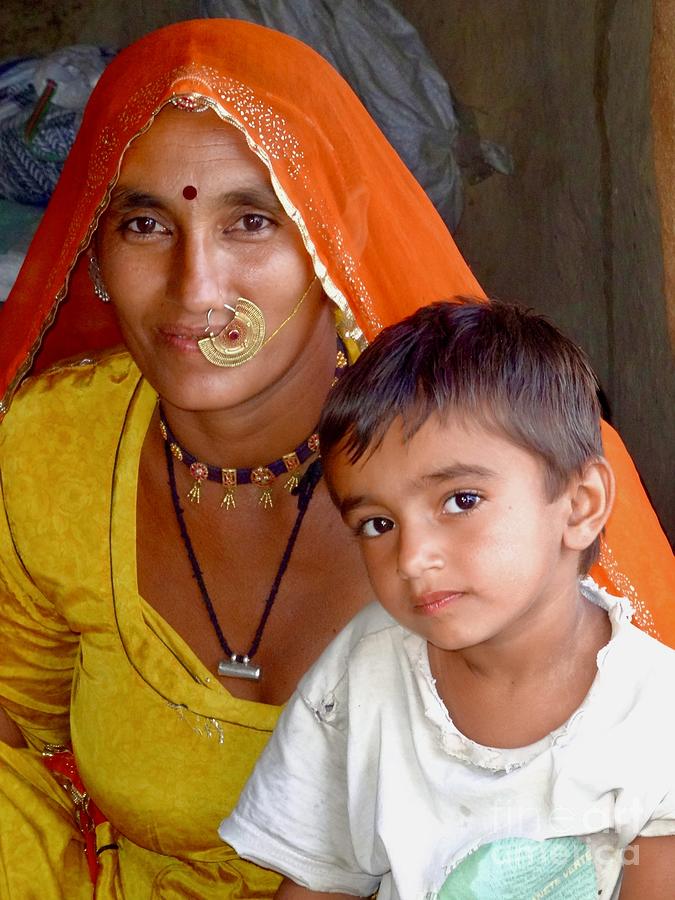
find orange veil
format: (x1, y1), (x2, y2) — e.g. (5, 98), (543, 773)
(0, 20), (672, 638)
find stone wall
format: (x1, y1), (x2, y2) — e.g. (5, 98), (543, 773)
(0, 1), (196, 53)
(652, 0), (675, 346)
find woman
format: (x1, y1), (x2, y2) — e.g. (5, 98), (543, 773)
(0, 19), (672, 899)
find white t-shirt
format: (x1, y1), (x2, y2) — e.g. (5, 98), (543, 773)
(220, 581), (675, 899)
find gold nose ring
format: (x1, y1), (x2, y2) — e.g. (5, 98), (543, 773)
(204, 304), (236, 336)
(198, 298), (267, 367)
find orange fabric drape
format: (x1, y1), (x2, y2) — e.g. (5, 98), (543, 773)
(0, 19), (671, 637)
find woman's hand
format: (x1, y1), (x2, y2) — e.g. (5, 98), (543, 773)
(619, 835), (675, 898)
(0, 706), (25, 747)
(276, 877), (361, 899)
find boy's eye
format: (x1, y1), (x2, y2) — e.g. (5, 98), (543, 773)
(358, 516), (395, 538)
(443, 492), (481, 515)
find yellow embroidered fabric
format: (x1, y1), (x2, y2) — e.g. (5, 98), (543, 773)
(0, 351), (282, 897)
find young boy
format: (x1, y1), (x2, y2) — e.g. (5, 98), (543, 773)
(220, 301), (675, 899)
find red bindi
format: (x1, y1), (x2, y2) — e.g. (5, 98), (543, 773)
(182, 185), (198, 200)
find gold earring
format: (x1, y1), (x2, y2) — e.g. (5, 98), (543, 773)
(88, 255), (111, 303)
(197, 298), (266, 368)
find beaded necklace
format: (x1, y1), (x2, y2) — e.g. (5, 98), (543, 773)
(159, 340), (347, 509)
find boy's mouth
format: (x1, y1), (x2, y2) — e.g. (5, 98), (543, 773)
(413, 591), (464, 615)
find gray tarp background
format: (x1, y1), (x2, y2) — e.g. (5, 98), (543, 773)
(199, 0), (464, 229)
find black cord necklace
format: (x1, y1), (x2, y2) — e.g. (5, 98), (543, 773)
(165, 437), (322, 681)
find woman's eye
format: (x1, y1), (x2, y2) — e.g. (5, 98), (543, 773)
(443, 492), (481, 515)
(238, 213), (272, 232)
(125, 216), (167, 235)
(358, 517), (395, 538)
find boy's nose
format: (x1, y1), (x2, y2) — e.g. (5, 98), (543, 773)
(396, 525), (444, 581)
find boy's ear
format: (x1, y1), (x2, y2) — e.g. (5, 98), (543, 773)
(563, 458), (615, 553)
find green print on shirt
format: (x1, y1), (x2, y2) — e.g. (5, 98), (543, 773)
(438, 836), (597, 899)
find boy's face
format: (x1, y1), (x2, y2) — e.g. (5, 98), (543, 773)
(327, 413), (581, 652)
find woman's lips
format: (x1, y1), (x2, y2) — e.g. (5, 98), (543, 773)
(157, 326), (206, 352)
(413, 591), (464, 615)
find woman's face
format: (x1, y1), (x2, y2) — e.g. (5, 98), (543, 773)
(95, 105), (328, 411)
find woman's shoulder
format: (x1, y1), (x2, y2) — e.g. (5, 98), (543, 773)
(0, 348), (144, 480)
(0, 348), (147, 565)
(1, 347), (140, 441)
(8, 347), (137, 413)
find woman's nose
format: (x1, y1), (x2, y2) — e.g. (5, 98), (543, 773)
(171, 231), (224, 315)
(396, 524), (444, 581)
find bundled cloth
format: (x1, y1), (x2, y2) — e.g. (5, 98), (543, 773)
(0, 46), (114, 206)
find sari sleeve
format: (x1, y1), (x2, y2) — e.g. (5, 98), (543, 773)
(0, 469), (78, 751)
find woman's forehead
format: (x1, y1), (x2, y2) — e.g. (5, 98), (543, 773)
(117, 105), (274, 194)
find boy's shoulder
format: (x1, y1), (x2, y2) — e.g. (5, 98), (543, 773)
(582, 578), (675, 733)
(583, 577), (675, 667)
(617, 617), (675, 693)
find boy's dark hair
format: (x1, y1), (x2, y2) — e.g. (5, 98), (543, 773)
(320, 299), (604, 572)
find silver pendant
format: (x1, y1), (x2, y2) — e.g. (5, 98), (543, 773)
(218, 655), (261, 681)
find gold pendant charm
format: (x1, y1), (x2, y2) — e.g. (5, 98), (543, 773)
(187, 462), (209, 503)
(197, 298), (266, 368)
(283, 452), (300, 492)
(221, 468), (237, 510)
(252, 466), (275, 509)
(308, 433), (320, 454)
(258, 488), (273, 509)
(284, 474), (300, 493)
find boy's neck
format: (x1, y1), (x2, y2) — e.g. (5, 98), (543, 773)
(427, 580), (612, 749)
(442, 579), (594, 680)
